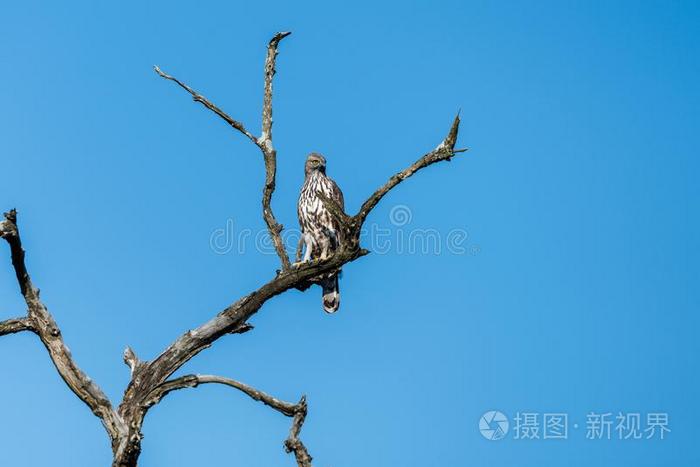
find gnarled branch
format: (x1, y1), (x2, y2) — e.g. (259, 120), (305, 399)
(0, 210), (126, 445)
(146, 374), (298, 416)
(114, 110), (461, 462)
(145, 374), (312, 466)
(285, 396), (312, 467)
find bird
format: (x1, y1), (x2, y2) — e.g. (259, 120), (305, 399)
(297, 152), (345, 313)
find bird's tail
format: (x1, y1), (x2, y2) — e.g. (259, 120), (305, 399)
(321, 274), (340, 313)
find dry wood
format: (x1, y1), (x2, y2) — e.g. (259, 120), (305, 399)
(0, 32), (465, 467)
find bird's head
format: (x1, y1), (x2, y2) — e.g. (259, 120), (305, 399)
(305, 152), (327, 176)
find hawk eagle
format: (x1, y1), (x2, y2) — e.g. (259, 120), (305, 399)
(297, 153), (345, 313)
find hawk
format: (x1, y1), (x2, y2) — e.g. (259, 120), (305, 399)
(297, 153), (345, 313)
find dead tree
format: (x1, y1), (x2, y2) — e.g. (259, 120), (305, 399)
(0, 32), (466, 467)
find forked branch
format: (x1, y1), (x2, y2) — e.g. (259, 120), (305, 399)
(154, 32), (292, 271)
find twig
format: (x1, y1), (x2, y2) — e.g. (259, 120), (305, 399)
(353, 113), (465, 227)
(153, 66), (258, 144)
(261, 31), (291, 142)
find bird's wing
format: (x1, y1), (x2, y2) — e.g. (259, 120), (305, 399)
(328, 177), (345, 211)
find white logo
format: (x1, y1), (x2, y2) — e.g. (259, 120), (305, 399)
(389, 204), (412, 226)
(480, 411), (509, 440)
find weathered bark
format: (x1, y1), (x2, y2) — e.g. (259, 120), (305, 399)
(1, 32), (466, 467)
(0, 316), (33, 335)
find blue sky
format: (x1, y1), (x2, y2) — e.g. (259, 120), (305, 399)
(1, 1), (698, 466)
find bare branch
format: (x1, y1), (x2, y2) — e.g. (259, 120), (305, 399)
(145, 374), (298, 416)
(261, 31), (291, 142)
(119, 112), (461, 415)
(285, 396), (313, 467)
(354, 113), (465, 227)
(153, 66), (258, 144)
(259, 32), (292, 270)
(0, 209), (30, 296)
(145, 374), (312, 466)
(0, 316), (34, 335)
(154, 33), (292, 270)
(120, 246), (368, 407)
(0, 210), (125, 443)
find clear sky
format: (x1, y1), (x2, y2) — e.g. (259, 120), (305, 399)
(1, 1), (698, 466)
